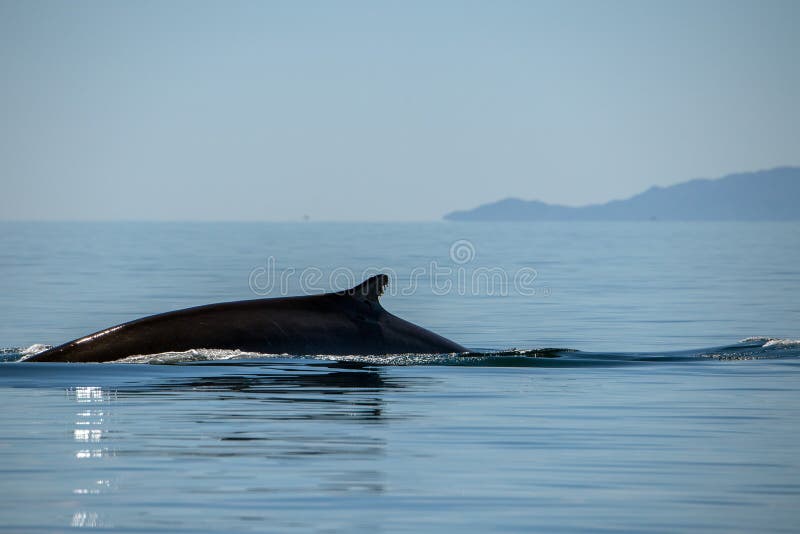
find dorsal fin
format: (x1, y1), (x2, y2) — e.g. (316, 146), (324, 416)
(346, 274), (389, 303)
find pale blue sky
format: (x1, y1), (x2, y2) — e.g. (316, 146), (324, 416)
(1, 0), (798, 221)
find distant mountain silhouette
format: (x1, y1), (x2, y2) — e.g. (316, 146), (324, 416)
(444, 167), (800, 221)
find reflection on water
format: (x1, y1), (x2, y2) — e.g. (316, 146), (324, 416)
(70, 511), (100, 528)
(0, 358), (799, 532)
(70, 386), (113, 458)
(67, 386), (115, 528)
(128, 362), (403, 424)
(49, 362), (408, 530)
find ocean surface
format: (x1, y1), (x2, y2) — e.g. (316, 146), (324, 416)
(1, 221), (799, 533)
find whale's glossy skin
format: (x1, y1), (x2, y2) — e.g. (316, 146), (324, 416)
(26, 275), (466, 363)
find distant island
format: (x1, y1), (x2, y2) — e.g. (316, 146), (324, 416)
(444, 167), (800, 221)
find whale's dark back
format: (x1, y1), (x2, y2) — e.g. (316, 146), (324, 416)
(27, 275), (466, 362)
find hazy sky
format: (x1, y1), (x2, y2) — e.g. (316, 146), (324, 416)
(1, 0), (798, 221)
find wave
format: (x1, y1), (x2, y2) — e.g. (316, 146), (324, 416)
(764, 339), (800, 348)
(739, 336), (800, 348)
(1, 337), (799, 367)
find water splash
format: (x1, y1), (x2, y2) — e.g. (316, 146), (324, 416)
(2, 338), (799, 366)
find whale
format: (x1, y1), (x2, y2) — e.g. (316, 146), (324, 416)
(26, 274), (467, 363)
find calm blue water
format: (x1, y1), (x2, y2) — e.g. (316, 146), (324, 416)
(1, 221), (799, 532)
